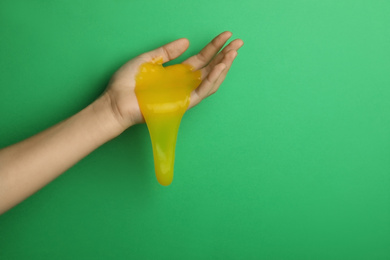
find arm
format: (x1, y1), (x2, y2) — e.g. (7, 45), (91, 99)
(0, 31), (243, 214)
(0, 94), (122, 214)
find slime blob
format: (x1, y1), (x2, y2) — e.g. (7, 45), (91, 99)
(135, 58), (201, 186)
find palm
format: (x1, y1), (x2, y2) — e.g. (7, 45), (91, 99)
(106, 31), (243, 127)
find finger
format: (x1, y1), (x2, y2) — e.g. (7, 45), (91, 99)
(201, 39), (243, 76)
(205, 39), (244, 72)
(188, 63), (226, 109)
(141, 38), (190, 63)
(183, 31), (232, 70)
(210, 50), (238, 94)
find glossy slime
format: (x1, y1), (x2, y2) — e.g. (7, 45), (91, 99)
(135, 58), (201, 186)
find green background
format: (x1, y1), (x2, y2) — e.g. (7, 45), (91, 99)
(1, 0), (389, 259)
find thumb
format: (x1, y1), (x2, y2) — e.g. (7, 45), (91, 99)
(141, 38), (190, 63)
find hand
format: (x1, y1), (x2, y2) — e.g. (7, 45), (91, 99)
(103, 31), (244, 130)
(0, 32), (244, 214)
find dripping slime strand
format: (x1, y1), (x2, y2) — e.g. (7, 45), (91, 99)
(135, 58), (201, 186)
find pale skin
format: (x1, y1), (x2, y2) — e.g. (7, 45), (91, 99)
(0, 31), (244, 214)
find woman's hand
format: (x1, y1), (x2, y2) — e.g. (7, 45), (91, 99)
(103, 31), (244, 130)
(0, 32), (243, 214)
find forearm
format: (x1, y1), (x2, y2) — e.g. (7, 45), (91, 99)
(0, 93), (125, 214)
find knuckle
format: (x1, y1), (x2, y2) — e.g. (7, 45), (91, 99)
(197, 52), (208, 62)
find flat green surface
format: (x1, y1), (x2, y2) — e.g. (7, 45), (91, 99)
(1, 0), (390, 259)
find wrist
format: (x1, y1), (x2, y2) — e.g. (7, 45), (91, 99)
(90, 92), (131, 139)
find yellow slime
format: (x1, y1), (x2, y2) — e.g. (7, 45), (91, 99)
(135, 58), (201, 186)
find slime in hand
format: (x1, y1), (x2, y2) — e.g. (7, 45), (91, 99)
(135, 58), (201, 186)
